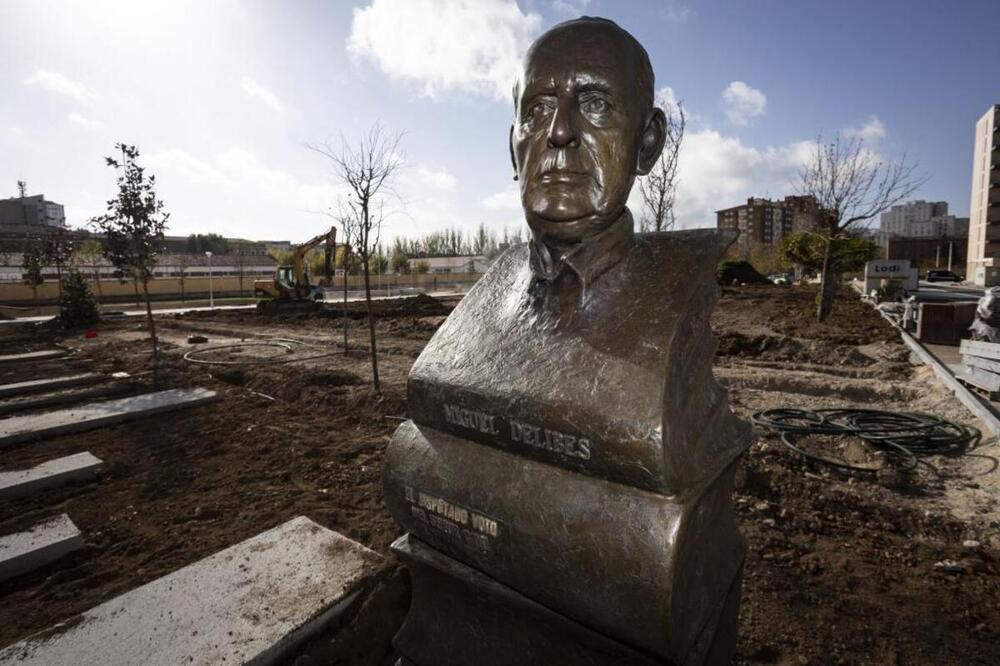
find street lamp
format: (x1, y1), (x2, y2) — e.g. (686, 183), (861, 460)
(205, 251), (213, 308)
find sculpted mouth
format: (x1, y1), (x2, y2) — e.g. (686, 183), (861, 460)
(539, 170), (592, 185)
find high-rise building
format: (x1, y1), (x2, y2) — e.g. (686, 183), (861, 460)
(716, 195), (821, 257)
(879, 200), (968, 238)
(967, 104), (1000, 285)
(0, 192), (66, 228)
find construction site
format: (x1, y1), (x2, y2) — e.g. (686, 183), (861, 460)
(0, 281), (996, 664)
(3, 3), (999, 664)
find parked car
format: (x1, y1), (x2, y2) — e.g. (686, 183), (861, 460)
(925, 269), (964, 283)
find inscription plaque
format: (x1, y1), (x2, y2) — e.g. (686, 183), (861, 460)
(382, 16), (752, 666)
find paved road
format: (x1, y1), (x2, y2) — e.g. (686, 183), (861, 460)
(913, 281), (984, 304)
(0, 290), (465, 325)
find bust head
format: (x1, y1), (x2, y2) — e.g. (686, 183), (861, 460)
(511, 18), (666, 249)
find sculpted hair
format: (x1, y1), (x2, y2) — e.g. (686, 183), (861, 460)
(512, 16), (655, 113)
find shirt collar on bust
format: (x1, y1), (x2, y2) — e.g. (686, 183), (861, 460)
(528, 208), (635, 300)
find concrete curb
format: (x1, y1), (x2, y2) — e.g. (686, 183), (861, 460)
(0, 452), (104, 500)
(0, 387), (219, 448)
(0, 350), (67, 365)
(871, 305), (1000, 437)
(0, 515), (83, 584)
(0, 517), (383, 666)
(0, 383), (132, 418)
(0, 374), (104, 399)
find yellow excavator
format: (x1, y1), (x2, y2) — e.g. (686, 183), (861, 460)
(255, 226), (336, 312)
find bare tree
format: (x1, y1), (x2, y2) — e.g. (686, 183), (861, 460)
(234, 249), (247, 296)
(76, 239), (105, 302)
(45, 227), (75, 320)
(307, 124), (403, 394)
(22, 235), (46, 314)
(176, 254), (190, 302)
(638, 96), (685, 232)
(799, 133), (925, 322)
(333, 199), (358, 352)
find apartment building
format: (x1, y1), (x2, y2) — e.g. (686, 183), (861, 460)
(716, 195), (821, 257)
(967, 105), (1000, 285)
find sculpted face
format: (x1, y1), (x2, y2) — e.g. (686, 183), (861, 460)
(511, 20), (665, 247)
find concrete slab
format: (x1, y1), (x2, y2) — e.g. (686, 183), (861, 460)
(0, 350), (66, 364)
(0, 388), (219, 448)
(0, 514), (83, 584)
(0, 373), (104, 399)
(0, 516), (383, 666)
(0, 383), (132, 417)
(0, 453), (104, 500)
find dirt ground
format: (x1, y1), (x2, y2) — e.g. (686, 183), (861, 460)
(0, 286), (997, 664)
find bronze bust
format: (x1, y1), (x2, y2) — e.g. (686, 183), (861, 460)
(383, 17), (751, 666)
(513, 18), (665, 324)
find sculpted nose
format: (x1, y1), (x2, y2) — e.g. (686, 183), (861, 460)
(547, 103), (579, 149)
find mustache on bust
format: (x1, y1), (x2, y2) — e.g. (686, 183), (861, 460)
(533, 151), (601, 186)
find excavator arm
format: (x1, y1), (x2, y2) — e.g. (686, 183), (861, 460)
(290, 227), (337, 290)
(256, 225), (339, 311)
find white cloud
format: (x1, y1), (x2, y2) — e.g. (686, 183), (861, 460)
(347, 0), (542, 101)
(23, 69), (95, 105)
(241, 76), (285, 113)
(416, 165), (456, 190)
(482, 184), (521, 210)
(661, 4), (693, 23)
(144, 147), (347, 239)
(721, 81), (766, 126)
(655, 85), (684, 120)
(665, 129), (814, 229)
(845, 115), (887, 143)
(68, 113), (100, 130)
(552, 0), (591, 18)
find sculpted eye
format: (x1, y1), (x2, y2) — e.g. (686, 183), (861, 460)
(527, 101), (552, 120)
(583, 97), (610, 115)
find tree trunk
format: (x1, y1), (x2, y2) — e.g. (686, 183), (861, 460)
(816, 237), (836, 323)
(55, 264), (63, 320)
(362, 254), (380, 395)
(93, 268), (103, 302)
(141, 279), (158, 357)
(32, 285), (38, 315)
(342, 257), (349, 352)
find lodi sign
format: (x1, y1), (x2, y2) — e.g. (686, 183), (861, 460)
(865, 259), (918, 292)
(865, 259), (911, 278)
(381, 17), (752, 666)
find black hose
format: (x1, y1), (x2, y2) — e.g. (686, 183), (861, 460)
(751, 407), (980, 474)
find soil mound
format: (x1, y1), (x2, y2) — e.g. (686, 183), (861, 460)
(717, 260), (771, 285)
(716, 331), (875, 366)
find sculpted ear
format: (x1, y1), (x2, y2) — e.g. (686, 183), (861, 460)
(636, 107), (666, 175)
(509, 124), (518, 175)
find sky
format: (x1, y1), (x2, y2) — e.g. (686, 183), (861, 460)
(1, 0), (998, 244)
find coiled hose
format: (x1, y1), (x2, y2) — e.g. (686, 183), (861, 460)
(750, 408), (980, 473)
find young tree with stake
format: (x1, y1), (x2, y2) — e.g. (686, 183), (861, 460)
(799, 134), (924, 322)
(21, 236), (46, 314)
(307, 124), (403, 395)
(91, 143), (169, 355)
(76, 239), (105, 301)
(45, 228), (74, 319)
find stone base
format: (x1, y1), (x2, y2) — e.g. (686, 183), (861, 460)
(391, 534), (743, 666)
(384, 422), (747, 660)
